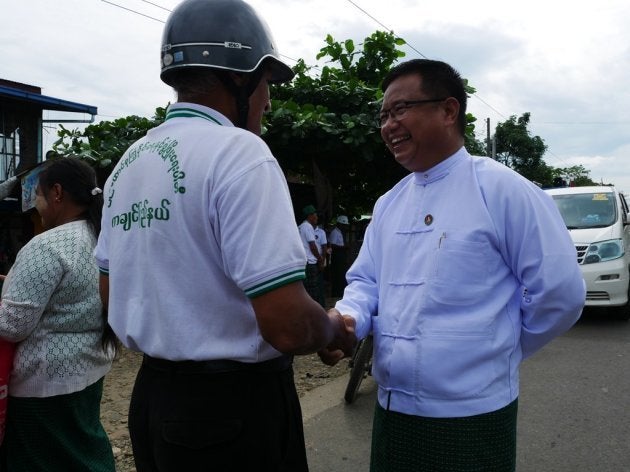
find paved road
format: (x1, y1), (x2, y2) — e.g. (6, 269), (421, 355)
(302, 373), (376, 471)
(301, 308), (630, 471)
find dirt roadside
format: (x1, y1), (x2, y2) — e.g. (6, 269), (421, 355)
(101, 347), (350, 472)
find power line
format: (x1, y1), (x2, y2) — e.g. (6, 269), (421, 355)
(100, 0), (165, 23)
(100, 0), (525, 131)
(343, 0), (507, 120)
(99, 0), (307, 65)
(343, 0), (581, 168)
(103, 0), (571, 166)
(138, 0), (171, 12)
(101, 0), (512, 136)
(471, 94), (506, 119)
(345, 0), (428, 59)
(542, 149), (570, 166)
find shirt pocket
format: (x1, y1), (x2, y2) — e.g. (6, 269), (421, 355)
(429, 236), (492, 306)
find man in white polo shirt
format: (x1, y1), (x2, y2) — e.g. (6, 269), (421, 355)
(94, 1), (355, 470)
(314, 217), (330, 303)
(298, 205), (325, 307)
(329, 215), (350, 297)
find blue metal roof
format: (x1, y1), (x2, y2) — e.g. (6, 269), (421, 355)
(0, 84), (97, 115)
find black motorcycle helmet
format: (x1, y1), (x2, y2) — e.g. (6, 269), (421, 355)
(160, 0), (294, 128)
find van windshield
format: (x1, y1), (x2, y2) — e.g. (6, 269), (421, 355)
(552, 192), (617, 229)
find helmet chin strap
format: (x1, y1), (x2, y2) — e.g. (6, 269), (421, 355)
(216, 68), (265, 130)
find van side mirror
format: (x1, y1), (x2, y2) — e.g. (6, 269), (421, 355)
(624, 211), (630, 225)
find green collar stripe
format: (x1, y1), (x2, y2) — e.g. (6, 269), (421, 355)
(165, 108), (222, 125)
(246, 270), (306, 298)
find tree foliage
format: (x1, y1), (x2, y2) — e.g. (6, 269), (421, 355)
(262, 32), (405, 217)
(492, 113), (599, 188)
(49, 31), (492, 214)
(51, 108), (167, 185)
(552, 165), (597, 186)
(493, 112), (552, 185)
(264, 31), (485, 216)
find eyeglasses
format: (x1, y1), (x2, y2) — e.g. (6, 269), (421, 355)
(376, 98), (447, 128)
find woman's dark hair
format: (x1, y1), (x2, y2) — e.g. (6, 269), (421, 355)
(382, 59), (468, 137)
(38, 157), (119, 354)
(37, 156), (103, 236)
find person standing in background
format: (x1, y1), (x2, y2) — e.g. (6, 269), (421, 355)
(0, 157), (115, 472)
(329, 215), (350, 297)
(298, 205), (326, 307)
(314, 216), (329, 305)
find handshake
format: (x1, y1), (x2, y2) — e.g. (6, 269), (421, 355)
(318, 308), (357, 366)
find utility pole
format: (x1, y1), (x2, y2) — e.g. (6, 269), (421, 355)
(486, 118), (491, 157)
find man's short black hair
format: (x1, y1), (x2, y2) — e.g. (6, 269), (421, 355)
(382, 59), (467, 136)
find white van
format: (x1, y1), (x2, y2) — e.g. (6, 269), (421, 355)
(545, 186), (630, 319)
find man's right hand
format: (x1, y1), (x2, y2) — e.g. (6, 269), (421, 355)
(318, 310), (357, 366)
(252, 282), (352, 356)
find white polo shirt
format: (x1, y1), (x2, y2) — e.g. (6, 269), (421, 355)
(328, 227), (344, 247)
(298, 220), (318, 264)
(314, 226), (327, 254)
(95, 103), (307, 362)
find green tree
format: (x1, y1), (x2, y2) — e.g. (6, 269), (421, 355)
(262, 32), (405, 217)
(493, 113), (551, 184)
(51, 108), (167, 185)
(551, 165), (597, 186)
(52, 31), (487, 215)
(264, 31), (485, 216)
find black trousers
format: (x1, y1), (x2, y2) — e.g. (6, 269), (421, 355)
(303, 263), (325, 307)
(128, 357), (309, 472)
(330, 248), (348, 297)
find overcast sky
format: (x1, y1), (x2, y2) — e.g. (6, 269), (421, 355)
(3, 0), (629, 191)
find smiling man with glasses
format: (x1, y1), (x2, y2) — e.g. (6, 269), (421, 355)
(376, 97), (447, 128)
(322, 59), (585, 471)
